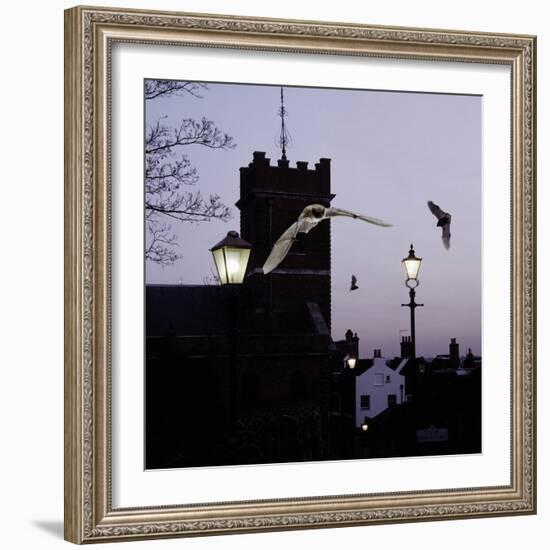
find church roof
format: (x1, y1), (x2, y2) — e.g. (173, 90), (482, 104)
(146, 284), (328, 338)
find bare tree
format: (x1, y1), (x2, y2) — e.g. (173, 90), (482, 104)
(145, 80), (235, 266)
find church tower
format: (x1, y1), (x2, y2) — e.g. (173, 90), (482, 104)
(236, 151), (334, 330)
(237, 88), (334, 331)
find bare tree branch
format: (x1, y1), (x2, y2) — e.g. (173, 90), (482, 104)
(146, 192), (231, 223)
(146, 221), (180, 266)
(145, 79), (235, 266)
(145, 117), (235, 155)
(145, 80), (208, 100)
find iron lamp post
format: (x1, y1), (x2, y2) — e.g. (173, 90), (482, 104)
(401, 244), (424, 358)
(210, 231), (252, 424)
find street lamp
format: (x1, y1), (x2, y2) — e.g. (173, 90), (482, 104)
(402, 243), (422, 284)
(361, 417), (369, 432)
(210, 230), (252, 285)
(401, 244), (424, 358)
(210, 231), (252, 425)
(346, 355), (357, 369)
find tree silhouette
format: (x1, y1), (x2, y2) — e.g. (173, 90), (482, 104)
(145, 80), (235, 265)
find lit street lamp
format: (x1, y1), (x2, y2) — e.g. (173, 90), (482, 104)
(210, 230), (252, 285)
(210, 231), (252, 424)
(346, 355), (357, 369)
(401, 244), (424, 358)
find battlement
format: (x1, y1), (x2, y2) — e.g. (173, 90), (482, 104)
(239, 151), (332, 202)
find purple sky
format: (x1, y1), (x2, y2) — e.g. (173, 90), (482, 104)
(145, 81), (481, 359)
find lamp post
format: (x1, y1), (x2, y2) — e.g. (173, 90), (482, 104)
(210, 231), (252, 424)
(401, 244), (423, 358)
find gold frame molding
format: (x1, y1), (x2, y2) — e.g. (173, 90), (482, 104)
(64, 5), (537, 544)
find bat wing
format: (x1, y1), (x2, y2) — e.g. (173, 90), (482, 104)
(326, 207), (392, 227)
(427, 200), (446, 220)
(442, 223), (451, 250)
(262, 219), (308, 274)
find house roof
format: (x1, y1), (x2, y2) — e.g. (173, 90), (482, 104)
(394, 358), (410, 374)
(353, 358), (374, 376)
(351, 356), (415, 377)
(146, 285), (225, 336)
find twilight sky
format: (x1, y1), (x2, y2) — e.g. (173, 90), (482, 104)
(145, 81), (481, 359)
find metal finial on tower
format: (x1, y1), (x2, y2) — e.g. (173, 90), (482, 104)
(277, 87), (291, 160)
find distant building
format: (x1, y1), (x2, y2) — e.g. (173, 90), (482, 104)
(331, 333), (413, 438)
(460, 348), (481, 370)
(354, 349), (407, 426)
(430, 337), (462, 370)
(334, 329), (359, 368)
(361, 337), (482, 459)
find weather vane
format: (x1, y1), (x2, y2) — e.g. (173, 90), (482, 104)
(277, 86), (292, 160)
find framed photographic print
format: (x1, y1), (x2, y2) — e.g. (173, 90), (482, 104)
(64, 5), (537, 544)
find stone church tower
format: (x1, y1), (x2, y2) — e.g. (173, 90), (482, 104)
(236, 151), (334, 330)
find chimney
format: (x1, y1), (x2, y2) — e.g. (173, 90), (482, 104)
(341, 329), (359, 361)
(401, 336), (413, 358)
(450, 338), (459, 366)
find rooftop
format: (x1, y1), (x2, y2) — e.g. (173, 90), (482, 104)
(146, 284), (329, 338)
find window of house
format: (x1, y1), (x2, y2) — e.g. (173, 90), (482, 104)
(360, 394), (370, 410)
(387, 394), (397, 407)
(374, 374), (384, 386)
(385, 375), (391, 383)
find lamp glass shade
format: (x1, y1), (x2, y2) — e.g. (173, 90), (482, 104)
(210, 231), (252, 285)
(347, 357), (357, 369)
(402, 245), (422, 281)
(212, 246), (251, 285)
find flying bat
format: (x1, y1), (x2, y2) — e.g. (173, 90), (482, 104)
(262, 204), (392, 274)
(427, 200), (451, 250)
(350, 275), (359, 292)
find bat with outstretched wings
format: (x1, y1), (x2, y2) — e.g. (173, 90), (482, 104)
(427, 200), (452, 250)
(262, 204), (392, 274)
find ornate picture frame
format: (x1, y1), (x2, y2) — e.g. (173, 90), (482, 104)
(64, 5), (536, 543)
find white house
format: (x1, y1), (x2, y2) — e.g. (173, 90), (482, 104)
(355, 350), (407, 427)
